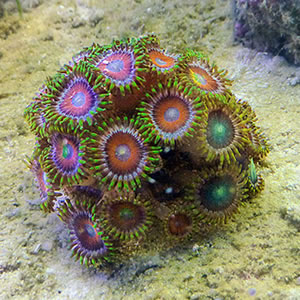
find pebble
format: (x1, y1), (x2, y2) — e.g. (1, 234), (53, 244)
(190, 294), (201, 300)
(248, 287), (256, 296)
(32, 243), (41, 254)
(192, 243), (200, 253)
(287, 77), (300, 86)
(72, 17), (86, 28)
(41, 33), (54, 41)
(41, 241), (54, 252)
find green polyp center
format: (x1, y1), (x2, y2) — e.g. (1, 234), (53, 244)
(201, 175), (236, 211)
(207, 110), (234, 149)
(62, 143), (74, 159)
(119, 208), (134, 220)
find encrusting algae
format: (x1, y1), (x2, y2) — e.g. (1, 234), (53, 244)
(24, 34), (269, 270)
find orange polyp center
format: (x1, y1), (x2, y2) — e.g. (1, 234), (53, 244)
(105, 132), (142, 174)
(168, 213), (192, 236)
(149, 50), (175, 69)
(154, 96), (189, 133)
(74, 215), (103, 251)
(189, 66), (218, 91)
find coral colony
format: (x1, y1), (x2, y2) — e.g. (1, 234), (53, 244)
(24, 35), (269, 269)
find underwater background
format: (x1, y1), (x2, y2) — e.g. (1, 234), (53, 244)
(0, 0), (299, 299)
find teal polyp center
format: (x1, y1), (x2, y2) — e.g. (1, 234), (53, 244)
(120, 208), (134, 220)
(62, 143), (74, 159)
(109, 202), (145, 233)
(72, 92), (86, 107)
(207, 110), (234, 149)
(200, 175), (236, 211)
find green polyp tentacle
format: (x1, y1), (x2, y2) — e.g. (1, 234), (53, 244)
(249, 158), (257, 185)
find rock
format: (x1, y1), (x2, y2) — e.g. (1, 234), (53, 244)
(280, 205), (300, 230)
(88, 9), (104, 26)
(287, 69), (300, 86)
(72, 16), (86, 28)
(4, 207), (21, 218)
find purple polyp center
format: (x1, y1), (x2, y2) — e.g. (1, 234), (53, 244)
(58, 77), (99, 120)
(195, 73), (207, 85)
(164, 107), (180, 122)
(42, 171), (48, 183)
(115, 144), (131, 161)
(107, 60), (124, 73)
(62, 143), (74, 159)
(72, 92), (86, 107)
(85, 224), (96, 237)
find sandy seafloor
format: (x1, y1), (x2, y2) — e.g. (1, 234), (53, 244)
(0, 0), (299, 299)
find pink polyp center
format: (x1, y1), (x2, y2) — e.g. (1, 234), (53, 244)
(98, 52), (134, 82)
